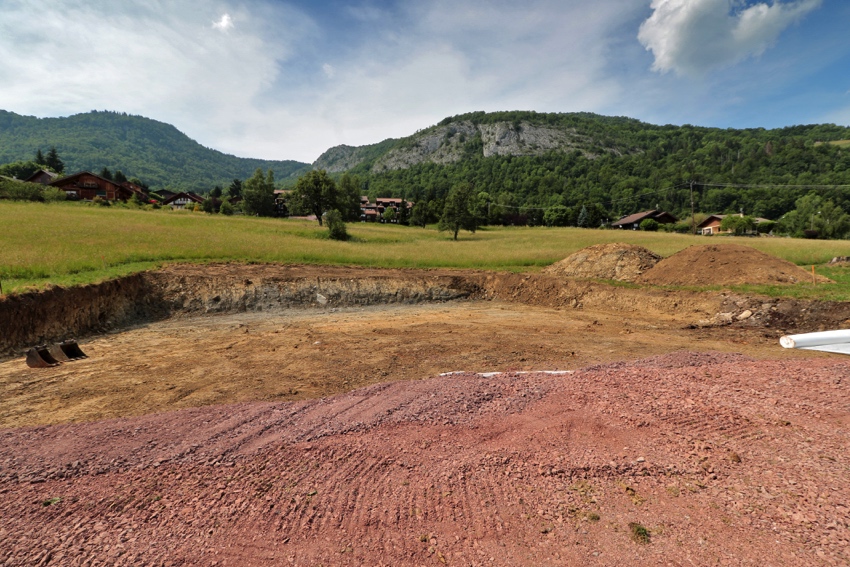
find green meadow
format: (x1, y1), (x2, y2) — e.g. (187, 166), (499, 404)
(3, 201), (850, 299)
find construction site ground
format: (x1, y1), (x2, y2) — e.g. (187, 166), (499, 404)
(1, 256), (849, 565)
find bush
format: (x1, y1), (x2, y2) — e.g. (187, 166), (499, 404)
(219, 200), (234, 216)
(201, 198), (215, 213)
(639, 218), (660, 231)
(0, 179), (45, 201)
(757, 220), (776, 234)
(92, 196), (110, 207)
(325, 209), (349, 241)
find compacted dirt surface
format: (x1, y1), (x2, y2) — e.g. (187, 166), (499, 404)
(1, 249), (849, 565)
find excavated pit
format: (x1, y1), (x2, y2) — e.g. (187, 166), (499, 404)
(3, 261), (850, 361)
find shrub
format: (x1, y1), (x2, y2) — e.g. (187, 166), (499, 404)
(325, 209), (349, 241)
(219, 200), (234, 216)
(639, 218), (659, 232)
(42, 188), (67, 202)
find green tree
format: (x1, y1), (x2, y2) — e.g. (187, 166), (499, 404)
(227, 178), (242, 199)
(438, 182), (478, 240)
(719, 215), (755, 235)
(114, 170), (128, 184)
(45, 146), (64, 173)
(242, 168), (276, 216)
(409, 201), (428, 227)
(35, 148), (45, 165)
(779, 194), (850, 239)
(398, 199), (411, 225)
(337, 172), (363, 221)
(382, 207), (396, 223)
(201, 197), (216, 213)
(210, 185), (223, 199)
(544, 205), (570, 227)
(219, 200), (235, 216)
(325, 209), (349, 240)
(577, 205), (589, 228)
(0, 160), (44, 180)
(293, 169), (338, 226)
(99, 167), (113, 181)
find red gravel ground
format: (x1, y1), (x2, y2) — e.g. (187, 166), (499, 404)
(2, 351), (848, 566)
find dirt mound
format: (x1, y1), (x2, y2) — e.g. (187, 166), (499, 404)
(2, 352), (848, 565)
(638, 243), (832, 286)
(543, 243), (661, 282)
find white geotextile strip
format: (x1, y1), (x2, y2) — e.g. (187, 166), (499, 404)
(780, 330), (850, 355)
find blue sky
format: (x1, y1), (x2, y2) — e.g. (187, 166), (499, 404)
(0, 0), (847, 163)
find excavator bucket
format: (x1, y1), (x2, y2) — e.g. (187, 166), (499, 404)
(25, 346), (62, 368)
(48, 340), (88, 362)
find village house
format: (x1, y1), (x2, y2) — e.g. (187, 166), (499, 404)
(611, 209), (678, 230)
(163, 191), (205, 210)
(697, 214), (771, 235)
(24, 169), (59, 185)
(49, 171), (148, 202)
(359, 196), (413, 222)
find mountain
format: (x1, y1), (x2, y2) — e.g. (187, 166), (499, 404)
(314, 110), (850, 228)
(314, 110), (850, 175)
(0, 110), (309, 191)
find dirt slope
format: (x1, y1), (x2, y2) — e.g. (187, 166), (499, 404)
(639, 243), (831, 286)
(2, 352), (848, 566)
(543, 243), (661, 282)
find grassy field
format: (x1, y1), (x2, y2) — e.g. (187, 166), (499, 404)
(2, 201), (850, 298)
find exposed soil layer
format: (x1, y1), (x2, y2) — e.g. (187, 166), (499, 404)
(543, 243), (661, 282)
(2, 352), (848, 566)
(638, 243), (832, 286)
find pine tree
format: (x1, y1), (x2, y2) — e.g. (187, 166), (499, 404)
(577, 205), (589, 228)
(35, 148), (45, 165)
(45, 146), (64, 173)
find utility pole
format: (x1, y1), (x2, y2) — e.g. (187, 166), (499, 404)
(690, 180), (695, 235)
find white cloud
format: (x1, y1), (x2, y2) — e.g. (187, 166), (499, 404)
(212, 13), (234, 31)
(638, 0), (822, 76)
(322, 63), (336, 78)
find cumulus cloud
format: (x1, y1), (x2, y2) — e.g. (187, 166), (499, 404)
(638, 0), (822, 76)
(212, 13), (234, 31)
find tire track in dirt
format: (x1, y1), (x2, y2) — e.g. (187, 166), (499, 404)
(2, 352), (850, 565)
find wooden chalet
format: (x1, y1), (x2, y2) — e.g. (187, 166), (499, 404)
(24, 169), (59, 185)
(360, 197), (413, 223)
(163, 192), (205, 209)
(49, 171), (136, 201)
(612, 209), (677, 230)
(697, 214), (770, 235)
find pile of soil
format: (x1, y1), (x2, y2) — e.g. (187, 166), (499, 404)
(543, 243), (661, 282)
(638, 244), (832, 286)
(1, 352), (848, 565)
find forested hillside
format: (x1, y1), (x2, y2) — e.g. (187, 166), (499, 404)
(320, 111), (850, 229)
(0, 110), (309, 191)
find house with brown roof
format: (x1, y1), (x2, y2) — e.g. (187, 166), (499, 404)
(697, 214), (770, 235)
(163, 191), (205, 210)
(611, 210), (677, 230)
(49, 171), (137, 201)
(24, 169), (59, 185)
(360, 197), (413, 222)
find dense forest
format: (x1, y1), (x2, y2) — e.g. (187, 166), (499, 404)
(0, 110), (309, 192)
(341, 111), (850, 230)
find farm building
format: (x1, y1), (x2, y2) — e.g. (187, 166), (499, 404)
(360, 197), (413, 222)
(163, 192), (205, 210)
(24, 169), (59, 185)
(697, 214), (771, 235)
(611, 210), (677, 230)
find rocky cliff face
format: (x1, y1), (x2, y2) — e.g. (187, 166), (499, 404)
(312, 120), (603, 174)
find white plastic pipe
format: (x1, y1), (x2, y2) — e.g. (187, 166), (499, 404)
(780, 329), (850, 354)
